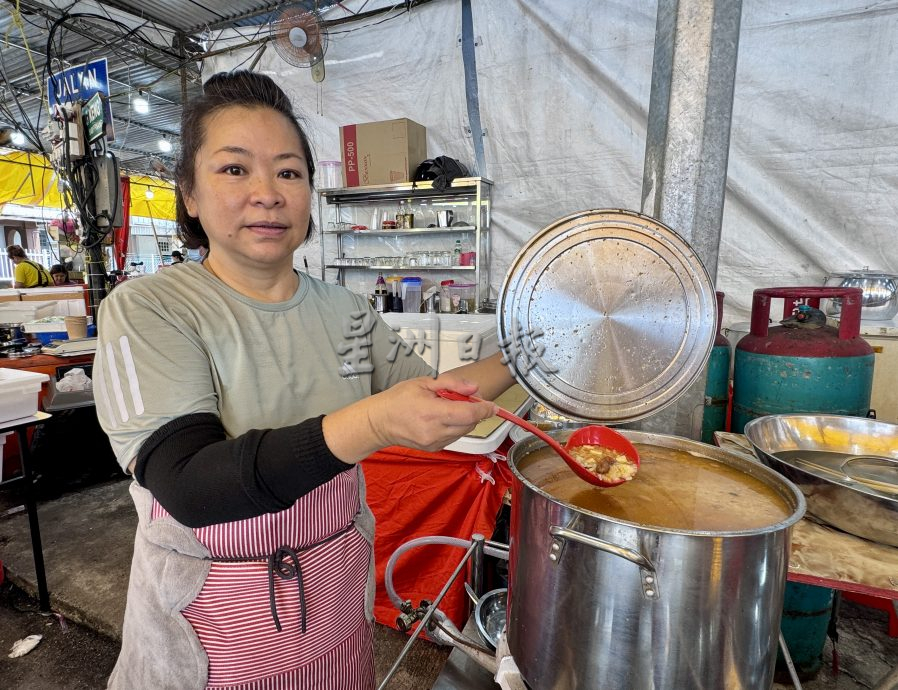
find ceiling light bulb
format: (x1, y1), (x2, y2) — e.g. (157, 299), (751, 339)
(158, 137), (172, 153)
(133, 96), (150, 115)
(144, 188), (155, 200)
(11, 131), (26, 146)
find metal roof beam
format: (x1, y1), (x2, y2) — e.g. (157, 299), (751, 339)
(14, 1), (198, 81)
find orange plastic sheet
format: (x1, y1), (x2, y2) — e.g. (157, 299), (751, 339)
(364, 443), (512, 630)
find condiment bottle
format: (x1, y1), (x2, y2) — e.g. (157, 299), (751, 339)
(453, 239), (462, 266)
(373, 272), (388, 312)
(396, 200), (414, 229)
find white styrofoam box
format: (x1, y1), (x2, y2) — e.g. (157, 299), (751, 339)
(17, 298), (84, 317)
(19, 288), (86, 317)
(444, 387), (533, 455)
(380, 313), (499, 373)
(0, 301), (58, 323)
(0, 368), (49, 425)
(380, 313), (514, 455)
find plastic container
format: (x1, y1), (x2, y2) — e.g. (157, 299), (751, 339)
(401, 277), (423, 313)
(0, 368), (49, 425)
(318, 160), (342, 189)
(447, 283), (476, 314)
(23, 316), (66, 333)
(440, 280), (455, 313)
(34, 331), (68, 344)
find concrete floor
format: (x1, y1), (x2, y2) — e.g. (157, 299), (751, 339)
(1, 475), (897, 689)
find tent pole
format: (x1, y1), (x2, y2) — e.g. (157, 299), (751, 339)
(632, 0), (743, 439)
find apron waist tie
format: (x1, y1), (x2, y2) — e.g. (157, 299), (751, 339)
(212, 521), (357, 634)
(268, 546), (306, 633)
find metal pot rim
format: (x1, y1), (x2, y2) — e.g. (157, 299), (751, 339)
(508, 430), (806, 537)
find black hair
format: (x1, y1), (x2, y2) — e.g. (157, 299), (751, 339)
(174, 70), (317, 250)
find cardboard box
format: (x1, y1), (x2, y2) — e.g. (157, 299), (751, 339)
(340, 118), (427, 187)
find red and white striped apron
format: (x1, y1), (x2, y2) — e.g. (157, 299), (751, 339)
(151, 469), (374, 690)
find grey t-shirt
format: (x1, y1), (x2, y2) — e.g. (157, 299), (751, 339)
(94, 262), (431, 470)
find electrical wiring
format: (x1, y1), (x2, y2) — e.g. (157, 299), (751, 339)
(0, 52), (45, 151)
(8, 0), (45, 106)
(325, 0), (430, 36)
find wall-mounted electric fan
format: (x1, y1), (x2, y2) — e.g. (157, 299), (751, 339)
(270, 5), (329, 83)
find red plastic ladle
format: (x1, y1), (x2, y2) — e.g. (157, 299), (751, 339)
(436, 389), (639, 488)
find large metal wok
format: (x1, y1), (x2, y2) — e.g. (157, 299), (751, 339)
(744, 414), (898, 547)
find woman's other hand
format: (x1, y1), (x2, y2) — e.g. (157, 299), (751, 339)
(322, 374), (498, 462)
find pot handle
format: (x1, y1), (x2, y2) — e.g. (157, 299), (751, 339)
(549, 525), (660, 601)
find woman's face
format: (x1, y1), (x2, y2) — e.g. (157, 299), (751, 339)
(52, 272), (66, 285)
(182, 106), (311, 273)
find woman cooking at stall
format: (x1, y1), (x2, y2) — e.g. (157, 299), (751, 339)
(92, 70), (514, 690)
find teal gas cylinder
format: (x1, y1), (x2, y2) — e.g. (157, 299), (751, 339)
(776, 584), (835, 681)
(733, 286), (873, 679)
(701, 291), (731, 443)
(732, 287), (873, 432)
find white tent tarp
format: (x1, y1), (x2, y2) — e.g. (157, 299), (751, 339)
(207, 0), (898, 327)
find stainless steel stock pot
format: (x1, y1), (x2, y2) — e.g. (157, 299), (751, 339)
(506, 431), (805, 690)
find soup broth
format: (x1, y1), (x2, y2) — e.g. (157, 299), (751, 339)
(517, 442), (791, 531)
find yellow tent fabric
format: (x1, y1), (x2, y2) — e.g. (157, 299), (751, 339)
(0, 150), (175, 220)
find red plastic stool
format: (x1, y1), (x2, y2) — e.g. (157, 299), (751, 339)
(842, 591), (898, 637)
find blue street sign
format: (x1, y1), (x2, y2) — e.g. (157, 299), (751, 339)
(47, 57), (115, 141)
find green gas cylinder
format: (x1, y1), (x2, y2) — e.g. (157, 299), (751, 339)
(733, 286), (873, 679)
(701, 291), (730, 443)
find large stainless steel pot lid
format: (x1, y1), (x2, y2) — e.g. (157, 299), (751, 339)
(498, 209), (716, 423)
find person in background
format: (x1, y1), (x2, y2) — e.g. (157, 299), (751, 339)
(7, 245), (52, 288)
(170, 250), (185, 264)
(92, 70), (514, 689)
(49, 263), (76, 286)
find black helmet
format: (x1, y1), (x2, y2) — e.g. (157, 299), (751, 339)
(413, 156), (470, 192)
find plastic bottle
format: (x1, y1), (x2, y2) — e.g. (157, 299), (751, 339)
(375, 272), (387, 295)
(453, 239), (462, 266)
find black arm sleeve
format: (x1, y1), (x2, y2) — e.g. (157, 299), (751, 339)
(134, 413), (354, 528)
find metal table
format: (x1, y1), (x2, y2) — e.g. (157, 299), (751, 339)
(431, 615), (499, 689)
(0, 411), (52, 611)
